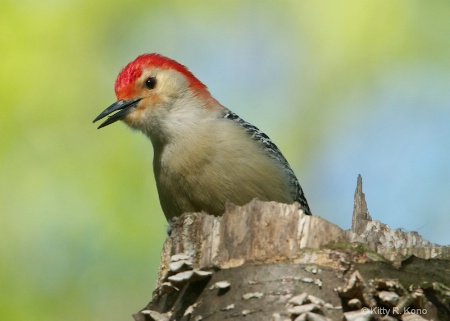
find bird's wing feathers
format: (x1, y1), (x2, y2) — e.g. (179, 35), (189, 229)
(223, 109), (311, 214)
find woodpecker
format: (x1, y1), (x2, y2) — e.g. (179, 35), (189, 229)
(94, 53), (311, 221)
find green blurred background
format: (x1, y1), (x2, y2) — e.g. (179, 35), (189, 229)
(2, 1), (450, 320)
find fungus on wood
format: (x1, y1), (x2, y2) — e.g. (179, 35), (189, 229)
(134, 175), (450, 321)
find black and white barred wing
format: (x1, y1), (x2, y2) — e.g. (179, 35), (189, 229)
(223, 109), (311, 214)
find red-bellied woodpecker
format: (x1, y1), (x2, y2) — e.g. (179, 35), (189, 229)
(93, 53), (311, 221)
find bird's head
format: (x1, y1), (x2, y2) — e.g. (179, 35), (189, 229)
(93, 53), (216, 134)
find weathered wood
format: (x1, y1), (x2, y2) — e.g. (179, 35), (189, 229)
(134, 176), (450, 321)
(351, 174), (372, 234)
(346, 175), (450, 263)
(157, 201), (345, 283)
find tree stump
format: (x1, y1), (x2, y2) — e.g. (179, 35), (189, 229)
(133, 176), (450, 321)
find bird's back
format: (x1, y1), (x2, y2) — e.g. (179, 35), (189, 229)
(153, 108), (311, 221)
(223, 109), (311, 214)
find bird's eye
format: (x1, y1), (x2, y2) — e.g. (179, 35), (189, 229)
(145, 77), (157, 89)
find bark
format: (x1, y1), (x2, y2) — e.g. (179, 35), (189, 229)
(134, 176), (450, 321)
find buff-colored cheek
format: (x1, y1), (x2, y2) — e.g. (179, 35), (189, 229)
(123, 109), (142, 126)
(141, 95), (162, 109)
(124, 95), (162, 125)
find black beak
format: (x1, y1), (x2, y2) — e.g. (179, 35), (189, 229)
(93, 98), (142, 129)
